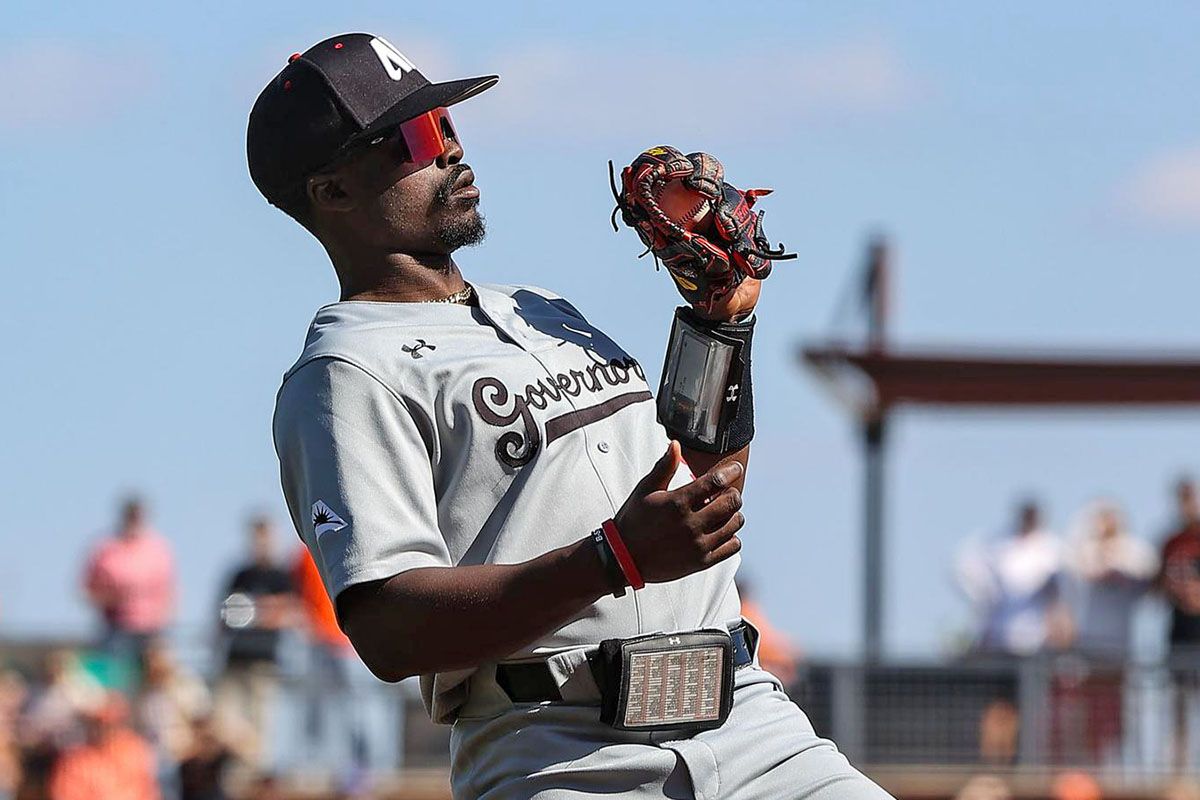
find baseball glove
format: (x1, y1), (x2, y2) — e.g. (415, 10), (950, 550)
(609, 145), (796, 312)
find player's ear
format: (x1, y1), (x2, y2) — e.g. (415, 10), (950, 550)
(306, 170), (356, 215)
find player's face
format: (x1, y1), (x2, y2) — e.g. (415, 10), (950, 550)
(335, 118), (485, 256)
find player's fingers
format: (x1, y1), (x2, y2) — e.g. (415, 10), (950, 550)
(677, 460), (743, 508)
(703, 510), (746, 546)
(703, 533), (743, 567)
(692, 488), (743, 533)
(635, 441), (681, 495)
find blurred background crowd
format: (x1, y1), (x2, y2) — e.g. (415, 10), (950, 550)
(954, 477), (1200, 667)
(1, 475), (1199, 799)
(945, 476), (1200, 788)
(0, 500), (391, 800)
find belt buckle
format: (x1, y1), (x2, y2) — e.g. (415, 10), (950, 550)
(594, 629), (734, 732)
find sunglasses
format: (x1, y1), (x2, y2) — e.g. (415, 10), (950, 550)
(366, 106), (458, 164)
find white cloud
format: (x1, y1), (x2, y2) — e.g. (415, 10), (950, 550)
(0, 40), (157, 130)
(1115, 146), (1200, 229)
(461, 34), (924, 145)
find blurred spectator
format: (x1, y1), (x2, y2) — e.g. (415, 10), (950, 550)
(133, 639), (209, 797)
(291, 547), (349, 664)
(1051, 501), (1157, 768)
(16, 651), (105, 799)
(956, 500), (1073, 656)
(49, 693), (159, 800)
(177, 716), (239, 800)
(212, 517), (293, 771)
(243, 775), (283, 800)
(1047, 660), (1128, 768)
(292, 548), (370, 779)
(954, 775), (1011, 800)
(978, 696), (1019, 766)
(1064, 500), (1158, 659)
(1159, 475), (1200, 771)
(1161, 477), (1200, 653)
(0, 671), (27, 800)
(18, 652), (103, 752)
(1051, 771), (1102, 800)
(736, 577), (800, 686)
(81, 497), (176, 663)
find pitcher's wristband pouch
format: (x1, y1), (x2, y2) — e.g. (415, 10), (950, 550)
(657, 306), (755, 454)
(590, 527), (628, 598)
(601, 519), (645, 591)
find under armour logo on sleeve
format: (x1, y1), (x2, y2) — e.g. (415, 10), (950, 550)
(402, 339), (437, 359)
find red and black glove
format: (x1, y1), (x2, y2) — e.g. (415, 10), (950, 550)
(610, 145), (796, 312)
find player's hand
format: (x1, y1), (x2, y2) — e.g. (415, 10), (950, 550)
(690, 277), (761, 322)
(612, 441), (745, 583)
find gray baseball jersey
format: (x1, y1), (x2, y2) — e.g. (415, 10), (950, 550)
(273, 283), (740, 722)
(273, 282), (890, 799)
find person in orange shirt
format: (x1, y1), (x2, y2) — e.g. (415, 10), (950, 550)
(292, 546), (352, 653)
(292, 548), (373, 779)
(737, 578), (801, 688)
(50, 693), (159, 800)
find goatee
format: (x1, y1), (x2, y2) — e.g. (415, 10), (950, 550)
(436, 165), (487, 250)
(438, 206), (486, 250)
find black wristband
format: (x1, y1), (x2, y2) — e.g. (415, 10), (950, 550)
(590, 528), (628, 598)
(657, 306), (755, 454)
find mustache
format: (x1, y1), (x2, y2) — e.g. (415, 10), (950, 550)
(435, 164), (472, 205)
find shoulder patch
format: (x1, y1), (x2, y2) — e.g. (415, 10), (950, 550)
(311, 500), (348, 537)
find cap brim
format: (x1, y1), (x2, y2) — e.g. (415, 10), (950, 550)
(356, 75), (499, 143)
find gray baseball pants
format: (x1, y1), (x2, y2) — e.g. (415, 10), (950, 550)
(450, 666), (894, 799)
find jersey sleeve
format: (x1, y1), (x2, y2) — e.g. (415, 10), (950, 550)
(273, 358), (449, 607)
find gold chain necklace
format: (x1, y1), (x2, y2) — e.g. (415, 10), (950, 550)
(425, 284), (475, 305)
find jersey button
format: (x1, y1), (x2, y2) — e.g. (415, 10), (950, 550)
(597, 441), (610, 453)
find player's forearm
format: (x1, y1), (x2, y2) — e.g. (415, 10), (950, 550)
(668, 301), (756, 489)
(340, 538), (610, 682)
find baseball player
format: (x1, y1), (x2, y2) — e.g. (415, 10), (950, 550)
(248, 31), (892, 800)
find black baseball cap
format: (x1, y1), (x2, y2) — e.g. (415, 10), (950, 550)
(247, 33), (498, 205)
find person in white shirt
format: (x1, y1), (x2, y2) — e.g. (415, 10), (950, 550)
(1064, 500), (1158, 660)
(1053, 500), (1159, 766)
(956, 500), (1073, 656)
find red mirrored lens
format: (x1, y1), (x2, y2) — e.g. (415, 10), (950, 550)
(398, 107), (455, 163)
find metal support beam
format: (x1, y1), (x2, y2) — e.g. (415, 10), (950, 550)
(863, 416), (887, 662)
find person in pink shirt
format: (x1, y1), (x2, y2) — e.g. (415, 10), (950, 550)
(82, 497), (176, 661)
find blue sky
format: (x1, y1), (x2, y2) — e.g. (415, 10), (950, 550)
(4, 1), (1200, 658)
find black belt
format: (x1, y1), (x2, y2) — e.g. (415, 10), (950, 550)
(496, 621), (757, 704)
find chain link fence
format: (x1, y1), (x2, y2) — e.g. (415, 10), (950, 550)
(790, 651), (1200, 781)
